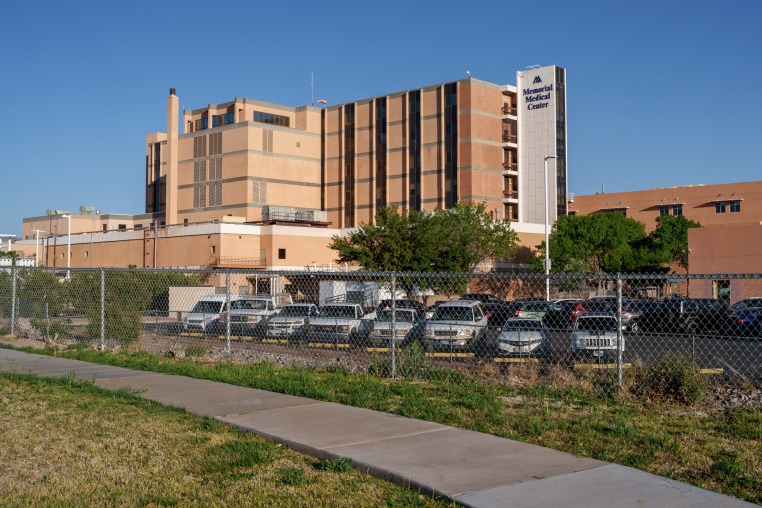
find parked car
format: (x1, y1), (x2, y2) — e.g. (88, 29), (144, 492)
(515, 301), (559, 320)
(724, 307), (762, 337)
(364, 308), (422, 347)
(727, 298), (762, 314)
(420, 300), (489, 352)
(542, 300), (587, 330)
(375, 299), (427, 319)
(182, 294), (242, 334)
(218, 295), (286, 337)
(483, 302), (522, 329)
(627, 299), (664, 333)
(662, 298), (727, 333)
(496, 318), (547, 357)
(305, 303), (372, 345)
(266, 303), (319, 342)
(571, 313), (623, 361)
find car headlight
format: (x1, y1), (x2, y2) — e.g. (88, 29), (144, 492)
(456, 328), (475, 338)
(338, 325), (351, 333)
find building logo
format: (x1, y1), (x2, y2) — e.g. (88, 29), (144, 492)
(533, 75), (543, 84)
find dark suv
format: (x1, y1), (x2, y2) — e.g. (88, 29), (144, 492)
(662, 298), (726, 333)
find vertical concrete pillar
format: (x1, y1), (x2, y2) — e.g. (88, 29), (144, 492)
(166, 88), (179, 226)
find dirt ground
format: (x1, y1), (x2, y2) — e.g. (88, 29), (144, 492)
(2, 330), (760, 410)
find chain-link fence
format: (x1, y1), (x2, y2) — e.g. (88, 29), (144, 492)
(2, 267), (761, 388)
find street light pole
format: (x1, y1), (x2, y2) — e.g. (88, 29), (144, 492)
(61, 214), (71, 279)
(33, 229), (46, 267)
(544, 155), (557, 301)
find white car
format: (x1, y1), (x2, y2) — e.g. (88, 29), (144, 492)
(307, 303), (372, 345)
(421, 300), (489, 352)
(365, 308), (421, 347)
(496, 318), (547, 356)
(571, 313), (623, 361)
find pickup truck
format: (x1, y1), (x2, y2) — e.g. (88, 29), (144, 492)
(305, 303), (372, 345)
(265, 303), (319, 342)
(217, 294), (292, 338)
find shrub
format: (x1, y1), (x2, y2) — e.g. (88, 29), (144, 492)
(630, 352), (706, 404)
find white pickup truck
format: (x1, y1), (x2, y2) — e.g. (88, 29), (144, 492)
(305, 303), (372, 345)
(218, 294), (292, 338)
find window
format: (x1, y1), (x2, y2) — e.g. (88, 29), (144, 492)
(211, 246), (216, 254)
(672, 205), (682, 216)
(201, 117), (208, 130)
(659, 205), (670, 216)
(212, 115), (222, 127)
(253, 111), (290, 127)
(183, 219), (188, 226)
(730, 200), (741, 213)
(715, 201), (726, 213)
(224, 112), (234, 125)
(102, 224), (107, 232)
(278, 248), (286, 260)
(135, 224), (142, 229)
(118, 224), (126, 230)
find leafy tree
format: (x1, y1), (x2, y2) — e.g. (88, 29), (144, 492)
(648, 215), (701, 271)
(329, 202), (519, 294)
(545, 213), (649, 274)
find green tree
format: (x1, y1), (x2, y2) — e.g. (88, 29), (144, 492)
(329, 202), (520, 294)
(545, 213), (650, 274)
(648, 215), (701, 271)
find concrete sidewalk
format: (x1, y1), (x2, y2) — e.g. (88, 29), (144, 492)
(0, 348), (755, 508)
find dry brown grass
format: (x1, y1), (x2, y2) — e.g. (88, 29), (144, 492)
(0, 373), (452, 507)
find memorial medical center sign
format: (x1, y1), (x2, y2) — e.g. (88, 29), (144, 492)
(523, 75), (553, 110)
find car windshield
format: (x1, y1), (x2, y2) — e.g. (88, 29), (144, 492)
(376, 310), (416, 322)
(235, 299), (268, 310)
(320, 306), (357, 318)
(190, 300), (223, 314)
(502, 320), (542, 331)
(278, 306), (312, 317)
(432, 306), (474, 322)
(577, 317), (617, 332)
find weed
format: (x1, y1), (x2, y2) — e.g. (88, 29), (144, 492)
(630, 352), (706, 404)
(201, 438), (280, 474)
(317, 457), (354, 473)
(277, 466), (309, 486)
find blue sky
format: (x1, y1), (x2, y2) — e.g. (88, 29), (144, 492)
(1, 0), (760, 237)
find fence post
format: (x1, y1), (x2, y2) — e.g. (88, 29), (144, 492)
(100, 269), (105, 350)
(10, 266), (17, 336)
(616, 273), (623, 389)
(390, 273), (397, 378)
(225, 270), (231, 356)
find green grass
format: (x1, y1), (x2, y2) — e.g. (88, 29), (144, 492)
(0, 372), (453, 507)
(1, 341), (760, 504)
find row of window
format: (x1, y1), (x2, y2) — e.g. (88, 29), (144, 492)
(253, 111), (290, 127)
(659, 205), (683, 216)
(716, 200), (741, 214)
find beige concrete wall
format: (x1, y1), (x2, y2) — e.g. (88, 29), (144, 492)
(32, 225), (337, 270)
